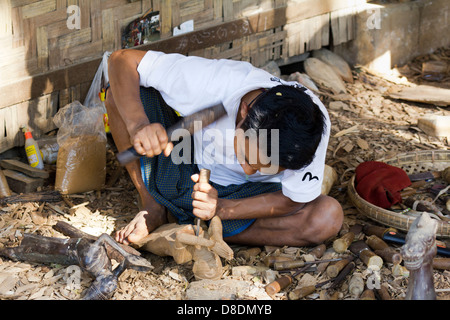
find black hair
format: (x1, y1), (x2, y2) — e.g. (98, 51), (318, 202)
(240, 84), (327, 170)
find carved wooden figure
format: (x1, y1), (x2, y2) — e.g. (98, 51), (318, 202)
(140, 215), (234, 280)
(401, 212), (438, 300)
(0, 231), (152, 300)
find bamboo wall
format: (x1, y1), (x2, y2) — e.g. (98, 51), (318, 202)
(0, 0), (366, 153)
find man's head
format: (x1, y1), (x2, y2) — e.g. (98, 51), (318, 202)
(236, 85), (327, 174)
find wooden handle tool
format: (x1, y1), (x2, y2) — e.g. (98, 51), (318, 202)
(349, 240), (383, 269)
(265, 265), (310, 296)
(116, 104), (226, 165)
(273, 258), (342, 271)
(332, 224), (362, 253)
(195, 168), (211, 236)
(366, 234), (402, 265)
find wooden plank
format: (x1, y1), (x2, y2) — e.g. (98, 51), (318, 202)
(0, 57), (101, 108)
(46, 19), (74, 39)
(172, 0), (181, 28)
(90, 0), (102, 42)
(24, 15), (36, 59)
(3, 169), (44, 194)
(60, 39), (103, 64)
(388, 85), (450, 107)
(10, 0), (36, 7)
(21, 0), (56, 19)
(48, 37), (60, 70)
(31, 7), (66, 28)
(140, 18), (253, 54)
(222, 0), (233, 21)
(213, 0), (222, 20)
(160, 0), (172, 37)
(102, 8), (114, 51)
(179, 0), (204, 17)
(11, 7), (25, 48)
(0, 159), (49, 179)
(321, 13), (330, 47)
(36, 25), (48, 70)
(247, 6), (286, 33)
(57, 28), (92, 49)
(285, 0), (366, 24)
(55, 0), (66, 10)
(0, 0), (12, 37)
(80, 0), (90, 29)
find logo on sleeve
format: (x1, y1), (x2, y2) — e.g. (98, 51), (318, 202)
(302, 172), (319, 181)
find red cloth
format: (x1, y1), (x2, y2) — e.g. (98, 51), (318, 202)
(355, 161), (411, 209)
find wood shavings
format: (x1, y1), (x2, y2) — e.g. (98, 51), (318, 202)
(1, 48), (450, 301)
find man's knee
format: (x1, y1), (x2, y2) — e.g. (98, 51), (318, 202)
(321, 196), (344, 236)
(300, 195), (344, 245)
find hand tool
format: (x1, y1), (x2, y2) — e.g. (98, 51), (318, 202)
(329, 257), (356, 290)
(366, 234), (402, 264)
(265, 264), (310, 296)
(364, 224), (450, 257)
(332, 224), (362, 253)
(116, 103), (226, 165)
(288, 278), (334, 300)
(195, 168), (211, 236)
(265, 258), (341, 295)
(326, 257), (353, 278)
(273, 258), (342, 271)
(349, 240), (383, 269)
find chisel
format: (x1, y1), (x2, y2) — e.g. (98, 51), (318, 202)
(195, 168), (211, 236)
(116, 103), (226, 165)
(364, 225), (450, 257)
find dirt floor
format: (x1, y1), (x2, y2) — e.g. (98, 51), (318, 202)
(0, 47), (449, 301)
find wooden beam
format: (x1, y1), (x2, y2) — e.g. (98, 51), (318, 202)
(0, 58), (102, 108)
(140, 18), (254, 54)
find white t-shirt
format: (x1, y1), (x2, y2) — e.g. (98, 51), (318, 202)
(137, 50), (331, 203)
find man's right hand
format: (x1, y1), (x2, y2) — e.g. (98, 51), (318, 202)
(132, 123), (174, 158)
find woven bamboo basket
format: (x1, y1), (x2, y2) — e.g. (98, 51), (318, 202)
(347, 150), (450, 238)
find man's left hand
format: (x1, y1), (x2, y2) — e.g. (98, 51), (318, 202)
(191, 173), (218, 220)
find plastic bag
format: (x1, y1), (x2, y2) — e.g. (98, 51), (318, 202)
(84, 51), (111, 109)
(84, 51), (111, 132)
(53, 101), (106, 194)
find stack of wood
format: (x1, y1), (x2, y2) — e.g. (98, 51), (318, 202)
(286, 48), (354, 96)
(0, 159), (49, 194)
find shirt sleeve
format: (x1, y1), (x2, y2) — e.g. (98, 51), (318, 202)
(281, 95), (331, 203)
(281, 166), (324, 203)
(136, 50), (256, 117)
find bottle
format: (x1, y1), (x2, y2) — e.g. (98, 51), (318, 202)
(23, 128), (44, 170)
(40, 142), (59, 164)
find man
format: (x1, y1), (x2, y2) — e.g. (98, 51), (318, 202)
(105, 49), (343, 247)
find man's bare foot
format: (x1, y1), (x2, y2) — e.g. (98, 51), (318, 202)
(115, 204), (167, 245)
